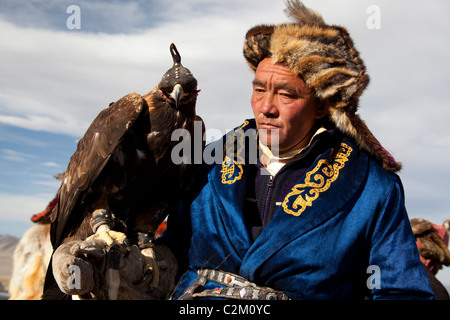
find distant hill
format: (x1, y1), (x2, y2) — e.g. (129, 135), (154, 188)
(0, 234), (19, 296)
(0, 235), (19, 253)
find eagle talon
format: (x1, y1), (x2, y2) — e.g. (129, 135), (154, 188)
(95, 229), (128, 247)
(89, 209), (128, 247)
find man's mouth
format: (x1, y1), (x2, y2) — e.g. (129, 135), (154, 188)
(258, 122), (279, 130)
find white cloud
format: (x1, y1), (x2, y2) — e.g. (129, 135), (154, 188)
(1, 0), (448, 141)
(0, 148), (35, 163)
(0, 192), (54, 222)
(43, 162), (60, 168)
(0, 0), (287, 137)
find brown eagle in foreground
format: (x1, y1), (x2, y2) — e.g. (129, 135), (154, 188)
(42, 43), (203, 299)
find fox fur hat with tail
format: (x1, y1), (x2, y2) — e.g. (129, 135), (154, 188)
(244, 0), (401, 172)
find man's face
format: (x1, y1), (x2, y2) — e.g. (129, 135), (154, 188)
(251, 58), (327, 154)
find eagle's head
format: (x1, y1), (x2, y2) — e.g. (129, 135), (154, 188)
(158, 43), (199, 109)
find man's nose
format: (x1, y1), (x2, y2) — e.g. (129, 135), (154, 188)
(260, 92), (278, 117)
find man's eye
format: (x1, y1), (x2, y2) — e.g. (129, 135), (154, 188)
(254, 88), (265, 93)
(280, 93), (295, 99)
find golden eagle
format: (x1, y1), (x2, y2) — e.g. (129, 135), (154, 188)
(43, 43), (203, 299)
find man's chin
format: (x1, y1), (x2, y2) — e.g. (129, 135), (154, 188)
(258, 130), (280, 148)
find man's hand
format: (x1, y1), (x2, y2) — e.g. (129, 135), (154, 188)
(51, 236), (178, 299)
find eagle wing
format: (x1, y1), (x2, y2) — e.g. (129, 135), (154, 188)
(50, 92), (148, 247)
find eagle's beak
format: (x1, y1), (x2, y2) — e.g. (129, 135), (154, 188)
(170, 84), (183, 108)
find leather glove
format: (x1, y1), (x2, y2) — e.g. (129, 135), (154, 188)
(52, 235), (177, 299)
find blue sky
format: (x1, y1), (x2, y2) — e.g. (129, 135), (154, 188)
(1, 0), (450, 287)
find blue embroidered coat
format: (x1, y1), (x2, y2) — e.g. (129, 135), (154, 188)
(162, 119), (434, 300)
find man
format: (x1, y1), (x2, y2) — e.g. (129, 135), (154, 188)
(411, 218), (450, 299)
(50, 1), (434, 300)
(160, 0), (434, 299)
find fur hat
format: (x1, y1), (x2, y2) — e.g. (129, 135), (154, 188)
(411, 218), (450, 274)
(244, 0), (401, 172)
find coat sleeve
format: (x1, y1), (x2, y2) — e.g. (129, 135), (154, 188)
(368, 176), (435, 300)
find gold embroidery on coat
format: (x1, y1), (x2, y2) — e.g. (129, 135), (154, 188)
(282, 143), (353, 216)
(221, 155), (244, 184)
(220, 121), (249, 184)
